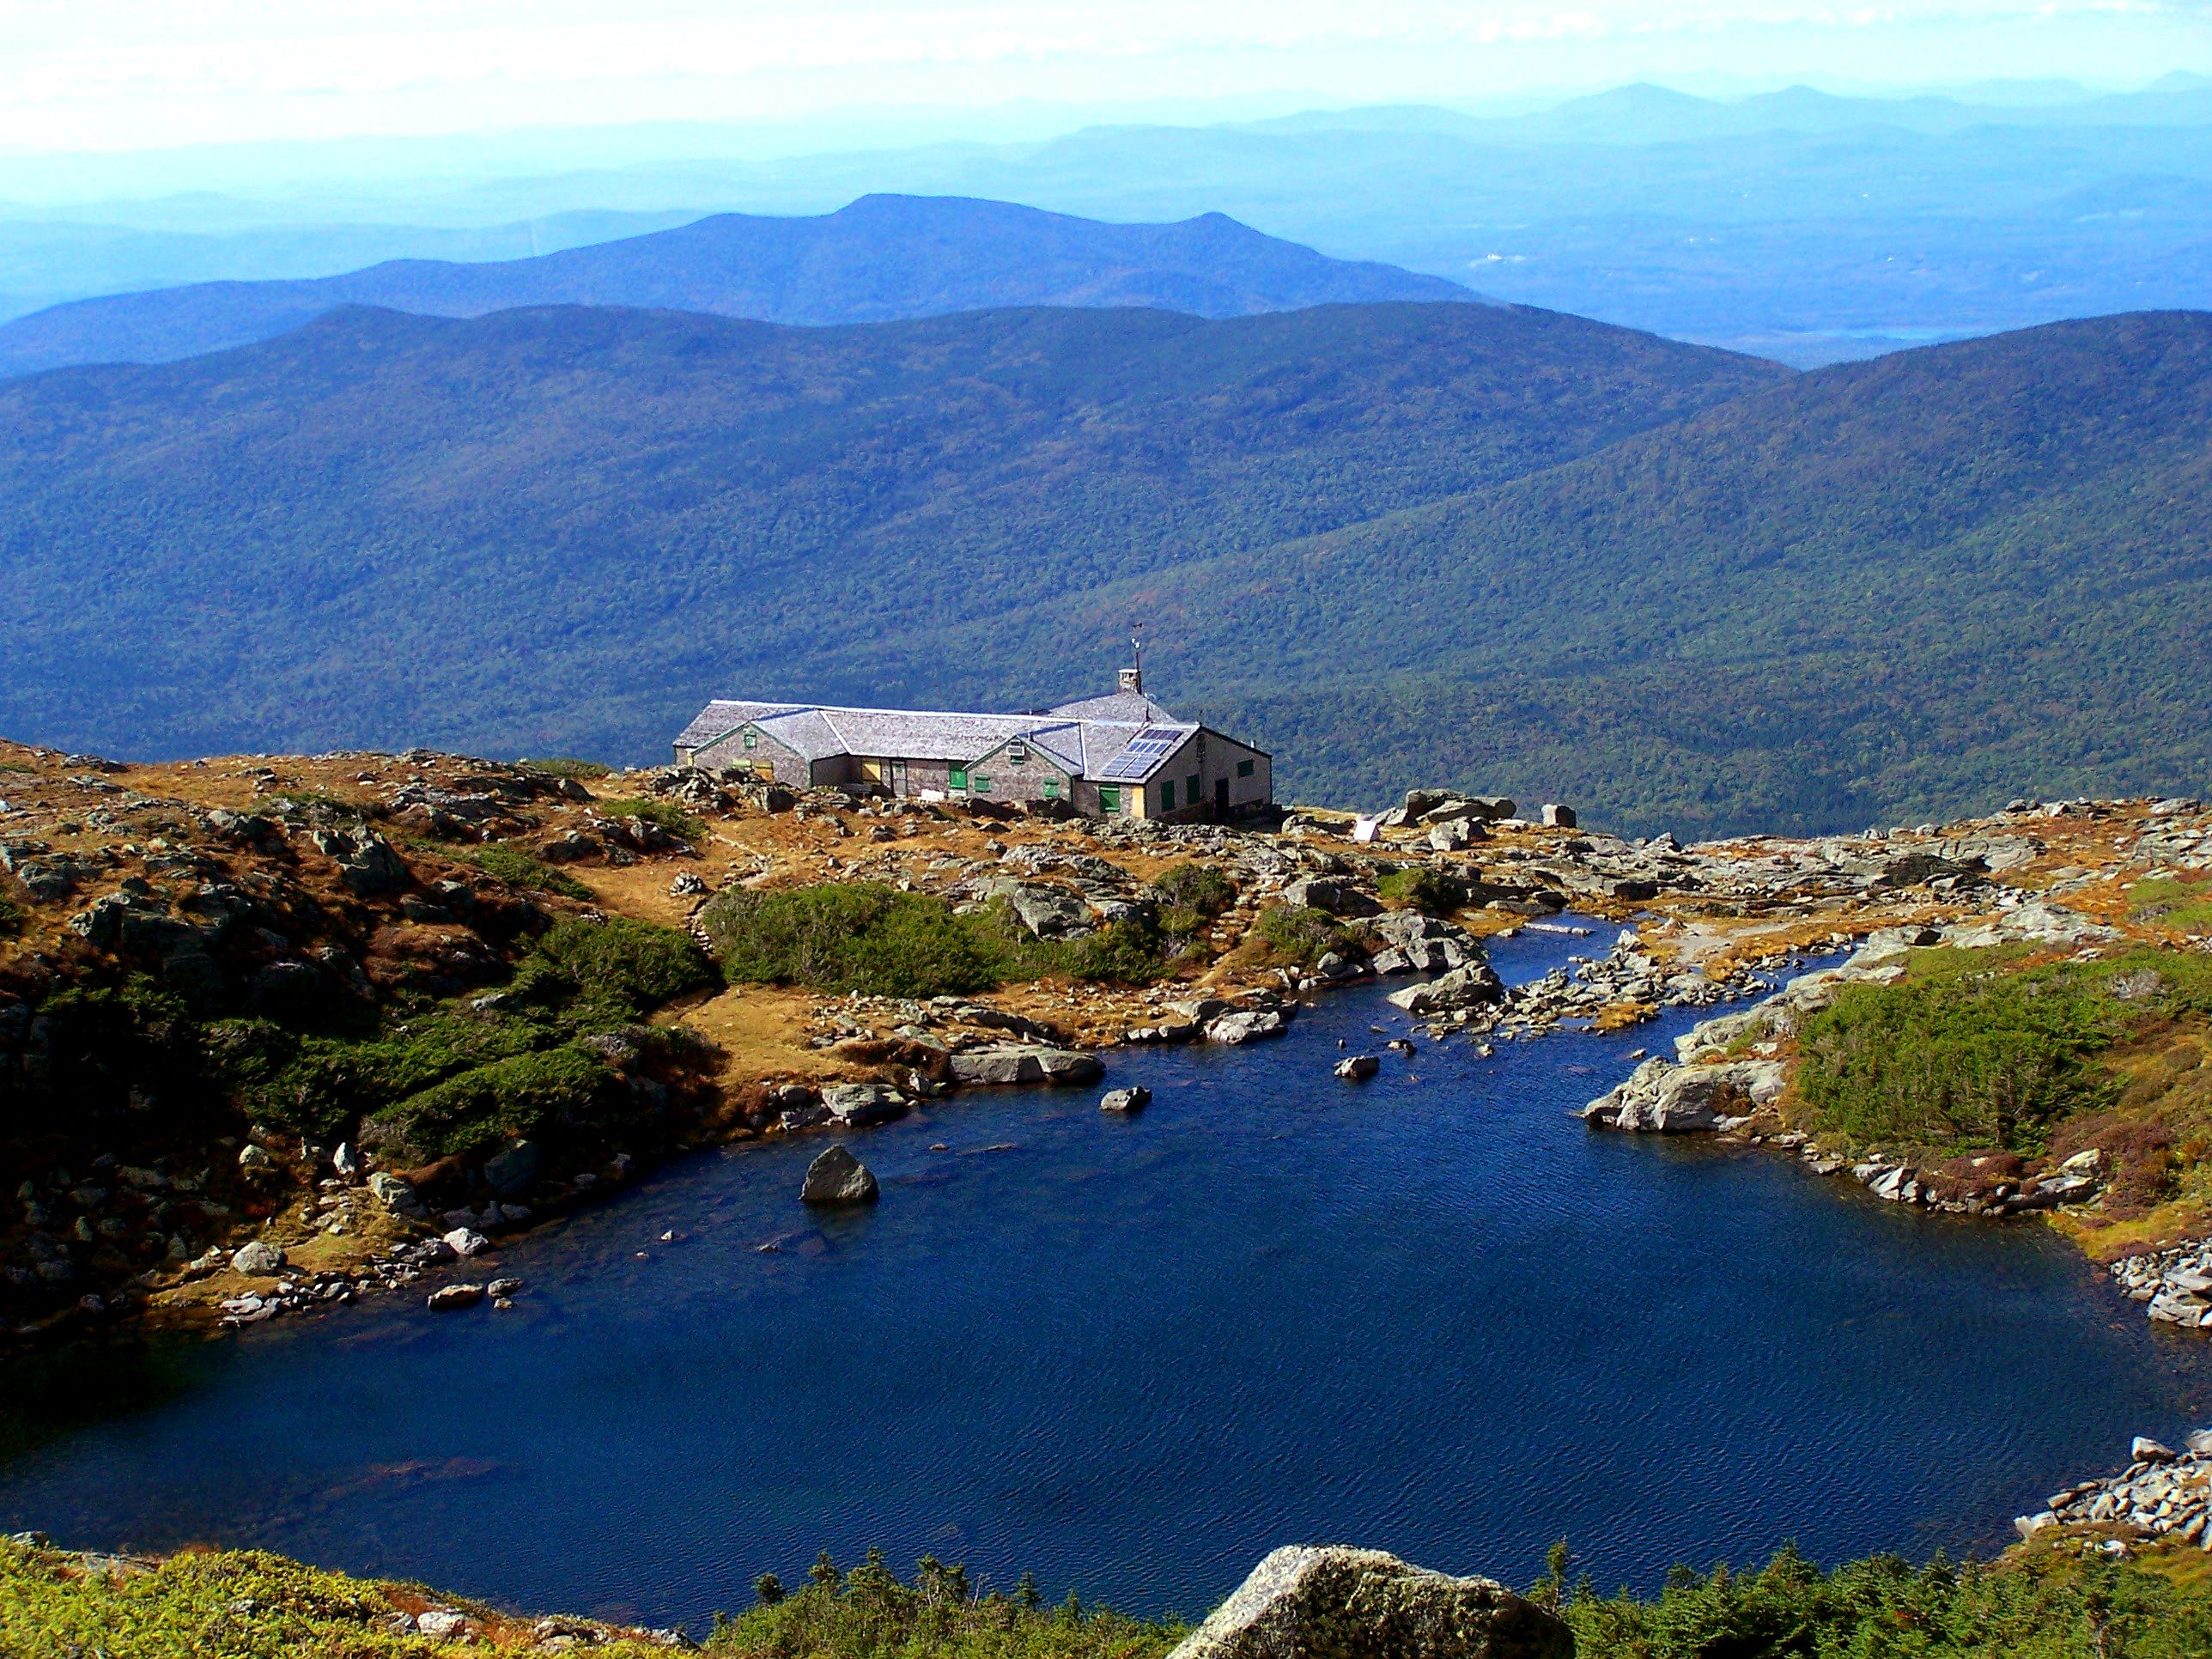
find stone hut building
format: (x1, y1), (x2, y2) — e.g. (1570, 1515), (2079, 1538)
(672, 669), (1272, 822)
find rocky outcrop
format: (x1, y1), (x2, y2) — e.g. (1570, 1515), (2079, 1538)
(799, 1145), (878, 1205)
(1166, 1546), (1571, 1659)
(1386, 964), (1504, 1017)
(1099, 1086), (1152, 1114)
(1583, 1058), (1786, 1133)
(1280, 877), (1381, 919)
(2015, 1430), (2212, 1550)
(1206, 1008), (1290, 1044)
(822, 1082), (910, 1127)
(947, 1045), (1103, 1086)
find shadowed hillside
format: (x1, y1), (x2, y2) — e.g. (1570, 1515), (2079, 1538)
(0, 195), (1479, 376)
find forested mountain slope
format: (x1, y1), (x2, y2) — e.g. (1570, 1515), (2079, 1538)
(4, 299), (2205, 835)
(0, 195), (1477, 377)
(0, 297), (1771, 785)
(919, 311), (2209, 834)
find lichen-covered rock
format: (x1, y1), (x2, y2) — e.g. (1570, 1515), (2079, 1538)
(229, 1240), (284, 1276)
(823, 1083), (909, 1127)
(1167, 1546), (1571, 1659)
(1386, 964), (1504, 1016)
(1584, 1058), (1787, 1133)
(800, 1144), (879, 1205)
(948, 1045), (1103, 1086)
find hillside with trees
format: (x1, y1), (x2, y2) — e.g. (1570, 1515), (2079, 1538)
(2, 299), (2209, 834)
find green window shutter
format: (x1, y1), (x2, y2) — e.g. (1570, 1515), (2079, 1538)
(972, 775), (991, 794)
(949, 768), (968, 789)
(1187, 773), (1200, 799)
(1100, 785), (1121, 812)
(1042, 779), (1060, 799)
(1160, 779), (1176, 810)
(743, 731), (757, 750)
(1237, 758), (1255, 778)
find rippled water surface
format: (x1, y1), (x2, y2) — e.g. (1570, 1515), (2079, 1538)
(5, 923), (2212, 1631)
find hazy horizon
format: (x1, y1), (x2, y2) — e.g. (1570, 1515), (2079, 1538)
(10, 0), (2209, 161)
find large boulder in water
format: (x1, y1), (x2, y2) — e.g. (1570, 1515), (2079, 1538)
(800, 1145), (879, 1205)
(1167, 1546), (1571, 1659)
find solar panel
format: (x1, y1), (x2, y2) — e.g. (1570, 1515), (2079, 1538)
(1097, 726), (1182, 781)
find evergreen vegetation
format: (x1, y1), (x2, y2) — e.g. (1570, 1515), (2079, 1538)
(699, 883), (1174, 998)
(1795, 945), (2212, 1167)
(11, 1534), (2212, 1658)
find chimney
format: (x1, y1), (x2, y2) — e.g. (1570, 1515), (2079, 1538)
(1118, 665), (1144, 695)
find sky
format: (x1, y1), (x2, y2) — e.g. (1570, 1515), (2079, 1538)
(6, 0), (2211, 154)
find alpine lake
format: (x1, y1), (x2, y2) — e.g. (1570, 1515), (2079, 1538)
(4, 921), (2209, 1632)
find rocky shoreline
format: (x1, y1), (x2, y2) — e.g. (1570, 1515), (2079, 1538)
(5, 750), (2208, 1370)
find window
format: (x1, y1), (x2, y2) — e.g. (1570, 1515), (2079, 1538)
(1099, 785), (1121, 813)
(1042, 779), (1060, 799)
(971, 775), (992, 794)
(1237, 758), (1255, 778)
(1159, 779), (1176, 810)
(1010, 744), (1028, 764)
(948, 768), (968, 789)
(1187, 773), (1200, 801)
(743, 730), (757, 750)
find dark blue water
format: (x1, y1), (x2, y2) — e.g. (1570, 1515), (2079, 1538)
(4, 923), (2210, 1632)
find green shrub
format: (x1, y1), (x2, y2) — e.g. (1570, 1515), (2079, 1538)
(1563, 1543), (2212, 1659)
(208, 1012), (555, 1139)
(706, 1547), (1183, 1659)
(1255, 903), (1355, 966)
(603, 798), (705, 842)
(1795, 946), (2212, 1153)
(462, 842), (592, 899)
(1377, 866), (1463, 915)
(374, 1043), (617, 1157)
(0, 894), (22, 937)
(2130, 874), (2212, 936)
(700, 883), (1171, 997)
(522, 757), (611, 780)
(702, 883), (1011, 998)
(0, 1536), (681, 1656)
(525, 915), (718, 1016)
(1150, 864), (1237, 918)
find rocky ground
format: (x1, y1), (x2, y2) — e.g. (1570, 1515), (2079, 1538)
(4, 737), (2207, 1353)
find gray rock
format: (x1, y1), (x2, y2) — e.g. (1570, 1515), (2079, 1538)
(1280, 878), (1381, 919)
(985, 878), (1097, 939)
(949, 1045), (1103, 1086)
(1586, 1058), (1786, 1133)
(1385, 964), (1504, 1016)
(229, 1239), (284, 1275)
(1165, 1545), (1571, 1659)
(367, 1171), (420, 1212)
(310, 827), (410, 896)
(2133, 1436), (2179, 1462)
(483, 1139), (542, 1196)
(1539, 804), (1577, 829)
(800, 1144), (880, 1205)
(426, 1285), (484, 1311)
(442, 1227), (490, 1258)
(1206, 1008), (1289, 1044)
(1100, 1086), (1152, 1114)
(1335, 1054), (1381, 1080)
(823, 1083), (910, 1127)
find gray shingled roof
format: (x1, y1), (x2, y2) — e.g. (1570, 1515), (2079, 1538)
(676, 695), (1212, 782)
(1048, 689), (1182, 724)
